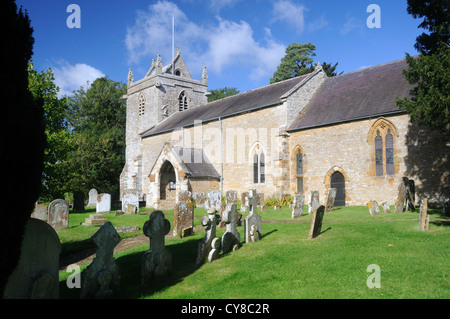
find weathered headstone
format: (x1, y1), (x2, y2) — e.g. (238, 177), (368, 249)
(122, 191), (139, 214)
(368, 200), (380, 215)
(173, 201), (194, 237)
(240, 192), (249, 213)
(73, 191), (85, 211)
(205, 190), (221, 212)
(394, 177), (408, 213)
(382, 201), (390, 213)
(47, 199), (69, 230)
(3, 218), (61, 299)
(444, 200), (450, 217)
(87, 188), (98, 206)
(257, 193), (265, 208)
(244, 191), (262, 243)
(208, 238), (221, 263)
(96, 193), (111, 213)
(31, 204), (48, 221)
(141, 211), (172, 285)
(80, 221), (122, 299)
(324, 188), (337, 213)
(419, 197), (430, 231)
(194, 192), (207, 208)
(405, 179), (416, 211)
(222, 203), (240, 254)
(308, 190), (320, 215)
(291, 193), (305, 219)
(308, 205), (325, 239)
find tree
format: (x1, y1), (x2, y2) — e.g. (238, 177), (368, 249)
(321, 62), (344, 77)
(395, 0), (450, 132)
(0, 0), (45, 295)
(28, 61), (71, 200)
(270, 43), (316, 84)
(66, 77), (127, 197)
(208, 87), (240, 102)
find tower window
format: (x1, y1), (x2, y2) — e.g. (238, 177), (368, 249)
(138, 93), (145, 116)
(178, 91), (188, 111)
(252, 144), (265, 184)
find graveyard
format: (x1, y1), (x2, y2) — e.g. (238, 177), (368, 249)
(49, 196), (450, 299)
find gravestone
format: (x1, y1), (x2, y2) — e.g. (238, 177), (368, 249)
(382, 201), (390, 213)
(82, 214), (108, 226)
(87, 188), (98, 206)
(308, 190), (320, 215)
(368, 200), (380, 215)
(419, 197), (430, 231)
(394, 177), (408, 213)
(222, 203), (240, 254)
(96, 193), (111, 213)
(405, 179), (416, 211)
(31, 204), (47, 221)
(3, 218), (61, 299)
(208, 238), (221, 263)
(194, 193), (207, 208)
(173, 201), (194, 237)
(141, 211), (172, 285)
(73, 191), (85, 211)
(81, 221), (122, 299)
(205, 190), (221, 212)
(196, 209), (219, 265)
(47, 199), (69, 230)
(444, 200), (450, 217)
(308, 205), (325, 239)
(257, 193), (265, 208)
(291, 193), (305, 219)
(324, 188), (337, 213)
(240, 192), (249, 213)
(244, 191), (262, 243)
(122, 191), (139, 214)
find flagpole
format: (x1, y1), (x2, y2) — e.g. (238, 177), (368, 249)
(172, 16), (175, 75)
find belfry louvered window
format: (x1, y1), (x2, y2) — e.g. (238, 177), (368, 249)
(178, 91), (188, 111)
(138, 93), (145, 116)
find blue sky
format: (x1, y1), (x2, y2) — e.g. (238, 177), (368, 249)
(17, 0), (423, 97)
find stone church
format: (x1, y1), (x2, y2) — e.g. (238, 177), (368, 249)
(120, 47), (449, 209)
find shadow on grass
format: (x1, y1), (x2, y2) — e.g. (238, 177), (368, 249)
(261, 229), (278, 239)
(115, 236), (202, 299)
(320, 227), (332, 235)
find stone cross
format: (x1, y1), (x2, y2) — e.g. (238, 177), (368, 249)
(324, 188), (337, 213)
(196, 209), (219, 265)
(141, 211), (172, 285)
(308, 205), (325, 239)
(292, 193), (305, 219)
(244, 190), (262, 243)
(221, 203), (240, 254)
(419, 197), (430, 231)
(81, 221), (122, 299)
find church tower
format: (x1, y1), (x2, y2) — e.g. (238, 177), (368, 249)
(120, 47), (209, 200)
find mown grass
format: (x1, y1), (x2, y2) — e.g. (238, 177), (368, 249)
(58, 205), (450, 299)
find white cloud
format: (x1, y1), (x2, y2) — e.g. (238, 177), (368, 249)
(271, 0), (306, 33)
(208, 0), (242, 12)
(340, 16), (365, 35)
(125, 0), (286, 83)
(52, 61), (105, 97)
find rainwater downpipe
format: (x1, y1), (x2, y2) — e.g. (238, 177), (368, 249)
(219, 117), (223, 197)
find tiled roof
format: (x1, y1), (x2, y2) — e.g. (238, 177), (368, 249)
(141, 74), (309, 137)
(287, 59), (412, 131)
(172, 146), (220, 179)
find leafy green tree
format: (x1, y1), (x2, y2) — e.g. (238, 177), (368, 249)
(0, 0), (45, 295)
(66, 77), (127, 197)
(321, 62), (343, 77)
(270, 43), (316, 84)
(208, 87), (240, 102)
(396, 0), (450, 132)
(28, 61), (71, 200)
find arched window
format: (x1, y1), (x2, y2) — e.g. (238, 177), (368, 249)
(295, 148), (304, 193)
(138, 93), (145, 116)
(385, 129), (394, 175)
(368, 119), (397, 177)
(178, 91), (188, 111)
(260, 151), (265, 183)
(375, 130), (383, 176)
(251, 143), (265, 184)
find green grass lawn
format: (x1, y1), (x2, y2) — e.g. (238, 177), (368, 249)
(58, 205), (450, 299)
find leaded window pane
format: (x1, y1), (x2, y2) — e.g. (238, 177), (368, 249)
(375, 131), (383, 176)
(260, 152), (265, 183)
(253, 153), (258, 184)
(296, 151), (303, 175)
